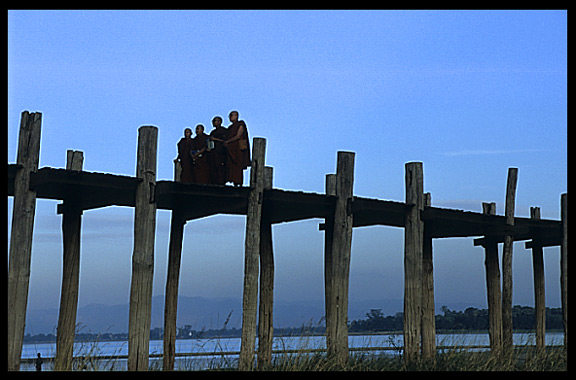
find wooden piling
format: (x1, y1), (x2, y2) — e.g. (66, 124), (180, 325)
(324, 173), (336, 354)
(54, 150), (84, 371)
(502, 167), (518, 353)
(128, 126), (158, 371)
(529, 207), (546, 351)
(560, 193), (567, 349)
(162, 161), (188, 370)
(325, 152), (355, 365)
(239, 137), (267, 371)
(162, 211), (185, 370)
(481, 202), (503, 355)
(257, 166), (275, 370)
(403, 161), (424, 363)
(8, 111), (42, 371)
(421, 192), (436, 361)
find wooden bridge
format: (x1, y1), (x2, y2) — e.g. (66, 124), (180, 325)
(8, 111), (567, 370)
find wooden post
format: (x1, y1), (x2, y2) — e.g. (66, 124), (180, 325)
(560, 193), (567, 349)
(128, 126), (158, 371)
(257, 166), (274, 370)
(529, 207), (546, 351)
(324, 173), (336, 355)
(404, 161), (424, 364)
(66, 150), (84, 171)
(481, 202), (503, 356)
(174, 156), (182, 182)
(421, 192), (436, 361)
(502, 167), (518, 353)
(8, 111), (42, 371)
(163, 161), (187, 370)
(162, 211), (185, 370)
(239, 137), (266, 371)
(326, 152), (355, 365)
(54, 150), (84, 371)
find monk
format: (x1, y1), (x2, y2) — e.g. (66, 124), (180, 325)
(191, 124), (211, 185)
(174, 128), (194, 183)
(224, 111), (251, 187)
(208, 116), (228, 185)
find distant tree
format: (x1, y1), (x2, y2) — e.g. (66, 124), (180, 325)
(348, 305), (564, 333)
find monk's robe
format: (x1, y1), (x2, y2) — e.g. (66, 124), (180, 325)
(177, 137), (194, 183)
(226, 120), (251, 186)
(208, 126), (228, 185)
(192, 132), (211, 185)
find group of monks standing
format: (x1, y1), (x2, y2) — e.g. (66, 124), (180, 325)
(175, 110), (251, 187)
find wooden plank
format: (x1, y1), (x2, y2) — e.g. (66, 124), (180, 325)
(421, 192), (436, 361)
(529, 207), (546, 351)
(257, 166), (274, 370)
(403, 161), (424, 363)
(11, 165), (562, 245)
(502, 167), (518, 353)
(8, 111), (42, 371)
(128, 126), (158, 371)
(350, 197), (407, 228)
(560, 193), (567, 349)
(7, 163), (23, 195)
(154, 180), (249, 218)
(54, 151), (84, 371)
(482, 202), (503, 356)
(239, 137), (266, 371)
(264, 189), (333, 224)
(326, 152), (355, 366)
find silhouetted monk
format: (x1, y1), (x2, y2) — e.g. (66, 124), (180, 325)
(35, 353), (43, 371)
(208, 116), (228, 185)
(224, 111), (250, 187)
(191, 124), (211, 185)
(175, 128), (194, 183)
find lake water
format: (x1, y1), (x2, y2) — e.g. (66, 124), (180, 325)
(21, 332), (564, 371)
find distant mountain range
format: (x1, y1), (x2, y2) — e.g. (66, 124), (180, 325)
(24, 295), (478, 335)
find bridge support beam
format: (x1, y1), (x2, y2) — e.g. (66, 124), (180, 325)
(239, 137), (267, 371)
(128, 126), (158, 371)
(8, 111), (42, 371)
(54, 150), (84, 370)
(403, 161), (424, 364)
(257, 166), (275, 370)
(325, 151), (355, 366)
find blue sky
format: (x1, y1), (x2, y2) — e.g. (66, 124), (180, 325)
(8, 10), (566, 316)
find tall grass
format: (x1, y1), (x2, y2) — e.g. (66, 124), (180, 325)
(32, 329), (566, 371)
(208, 332), (567, 371)
(232, 345), (566, 371)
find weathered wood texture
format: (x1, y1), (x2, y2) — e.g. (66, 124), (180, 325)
(162, 211), (185, 370)
(66, 150), (84, 171)
(8, 111), (42, 371)
(482, 202), (503, 355)
(529, 207), (546, 351)
(162, 163), (188, 370)
(403, 162), (424, 363)
(257, 166), (275, 370)
(239, 137), (266, 371)
(501, 167), (518, 352)
(421, 192), (436, 360)
(325, 152), (355, 365)
(6, 116), (567, 370)
(560, 193), (567, 349)
(323, 173), (337, 355)
(128, 126), (158, 371)
(54, 151), (84, 371)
